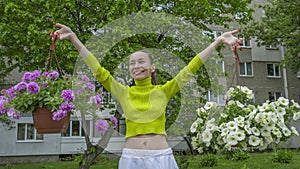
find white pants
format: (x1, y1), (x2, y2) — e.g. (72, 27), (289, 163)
(118, 148), (179, 169)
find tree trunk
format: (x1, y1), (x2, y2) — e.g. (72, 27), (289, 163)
(78, 127), (114, 169)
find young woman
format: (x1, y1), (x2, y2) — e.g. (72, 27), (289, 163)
(53, 23), (241, 169)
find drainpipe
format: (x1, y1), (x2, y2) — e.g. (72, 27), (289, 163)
(281, 46), (289, 99)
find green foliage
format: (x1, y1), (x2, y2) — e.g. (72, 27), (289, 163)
(272, 149), (294, 163)
(231, 151), (250, 161)
(198, 154), (218, 168)
(242, 0), (300, 73)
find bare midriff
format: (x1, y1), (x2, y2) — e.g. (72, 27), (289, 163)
(125, 134), (169, 150)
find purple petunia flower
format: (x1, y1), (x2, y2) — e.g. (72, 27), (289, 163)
(59, 102), (74, 112)
(110, 116), (118, 128)
(6, 108), (16, 118)
(42, 71), (49, 77)
(93, 95), (102, 105)
(30, 70), (41, 81)
(80, 74), (90, 82)
(95, 119), (109, 134)
(42, 82), (48, 88)
(22, 72), (34, 82)
(27, 82), (40, 94)
(48, 71), (59, 80)
(2, 87), (16, 100)
(61, 89), (75, 101)
(14, 82), (27, 91)
(0, 98), (8, 114)
(52, 110), (67, 121)
(87, 82), (95, 91)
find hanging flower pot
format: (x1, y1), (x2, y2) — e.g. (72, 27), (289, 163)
(32, 107), (70, 134)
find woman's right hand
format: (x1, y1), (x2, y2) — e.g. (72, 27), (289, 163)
(53, 23), (76, 41)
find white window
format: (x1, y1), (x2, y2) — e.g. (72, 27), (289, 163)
(268, 92), (281, 102)
(240, 39), (251, 48)
(206, 90), (226, 105)
(297, 71), (300, 78)
(101, 91), (115, 104)
(217, 60), (225, 72)
(202, 30), (222, 40)
(265, 45), (278, 50)
(61, 120), (91, 137)
(235, 12), (247, 20)
(17, 123), (43, 141)
(239, 62), (253, 76)
(267, 63), (280, 77)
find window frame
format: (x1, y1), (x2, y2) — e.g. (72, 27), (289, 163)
(267, 63), (281, 78)
(268, 91), (282, 102)
(206, 90), (226, 106)
(61, 120), (92, 137)
(16, 123), (44, 142)
(239, 62), (253, 77)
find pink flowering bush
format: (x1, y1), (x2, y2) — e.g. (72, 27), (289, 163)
(0, 70), (74, 121)
(0, 70), (118, 132)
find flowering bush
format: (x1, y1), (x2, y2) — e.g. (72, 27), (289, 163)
(0, 70), (117, 132)
(190, 86), (300, 153)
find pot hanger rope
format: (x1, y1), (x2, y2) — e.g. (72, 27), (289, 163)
(224, 42), (243, 105)
(45, 31), (63, 75)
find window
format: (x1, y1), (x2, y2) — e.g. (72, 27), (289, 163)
(297, 71), (300, 78)
(101, 91), (115, 104)
(239, 62), (253, 76)
(202, 31), (222, 40)
(206, 90), (226, 105)
(268, 92), (281, 102)
(265, 45), (278, 50)
(217, 60), (225, 72)
(267, 64), (280, 77)
(61, 120), (91, 137)
(17, 123), (43, 141)
(240, 39), (251, 47)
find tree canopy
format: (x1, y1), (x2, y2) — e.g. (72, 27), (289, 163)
(0, 0), (253, 77)
(242, 0), (300, 73)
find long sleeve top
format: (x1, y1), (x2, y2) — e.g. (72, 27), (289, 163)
(84, 53), (203, 138)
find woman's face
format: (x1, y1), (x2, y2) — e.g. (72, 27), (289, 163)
(129, 51), (155, 80)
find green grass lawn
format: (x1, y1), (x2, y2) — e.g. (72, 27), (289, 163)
(1, 151), (300, 169)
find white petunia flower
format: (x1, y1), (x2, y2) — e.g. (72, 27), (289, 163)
(291, 100), (300, 108)
(196, 118), (204, 124)
(293, 111), (300, 121)
(190, 121), (198, 133)
(235, 131), (246, 141)
(236, 101), (244, 108)
(258, 102), (269, 112)
(255, 112), (265, 124)
(251, 127), (260, 136)
(202, 130), (213, 143)
(277, 97), (289, 106)
(204, 102), (216, 110)
(249, 135), (260, 146)
(282, 127), (291, 137)
(196, 107), (206, 116)
(291, 126), (299, 136)
(227, 121), (238, 131)
(276, 107), (286, 116)
(226, 133), (238, 146)
(261, 126), (271, 137)
(248, 109), (257, 119)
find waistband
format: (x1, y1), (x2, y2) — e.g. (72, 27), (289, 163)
(121, 148), (173, 158)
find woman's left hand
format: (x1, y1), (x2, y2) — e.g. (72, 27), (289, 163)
(218, 30), (243, 50)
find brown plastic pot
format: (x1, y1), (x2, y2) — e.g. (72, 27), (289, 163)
(32, 107), (70, 134)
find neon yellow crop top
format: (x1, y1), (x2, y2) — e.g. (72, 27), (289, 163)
(84, 53), (203, 138)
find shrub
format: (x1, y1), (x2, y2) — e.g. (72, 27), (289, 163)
(231, 151), (250, 161)
(198, 154), (218, 168)
(272, 149), (294, 163)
